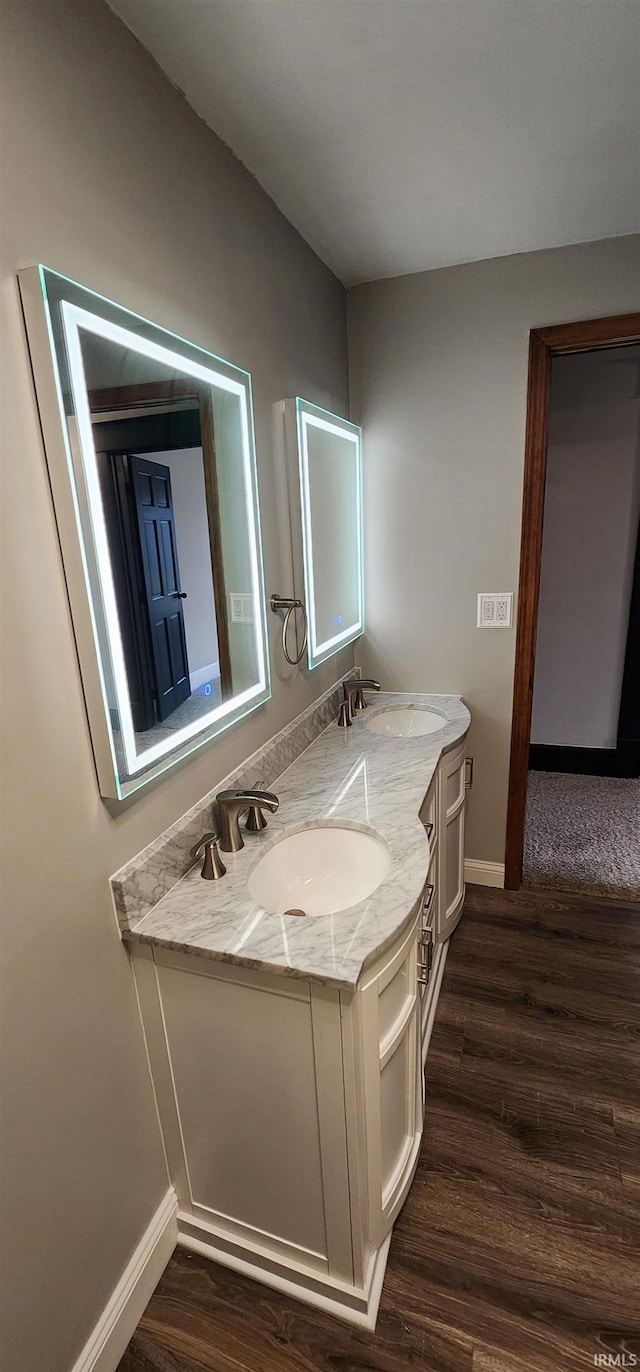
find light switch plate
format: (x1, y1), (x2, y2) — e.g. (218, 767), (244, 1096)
(477, 592), (513, 628)
(229, 592), (254, 624)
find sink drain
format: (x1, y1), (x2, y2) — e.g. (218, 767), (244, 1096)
(284, 908), (307, 918)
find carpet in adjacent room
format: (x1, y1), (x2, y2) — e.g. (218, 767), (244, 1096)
(524, 770), (640, 900)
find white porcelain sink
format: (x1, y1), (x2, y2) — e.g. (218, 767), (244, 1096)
(366, 707), (447, 738)
(248, 826), (389, 917)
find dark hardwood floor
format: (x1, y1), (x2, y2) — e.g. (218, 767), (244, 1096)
(118, 886), (640, 1372)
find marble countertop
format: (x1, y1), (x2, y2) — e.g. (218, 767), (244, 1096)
(123, 693), (470, 990)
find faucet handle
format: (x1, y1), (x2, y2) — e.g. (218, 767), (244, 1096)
(245, 803), (271, 832)
(337, 700), (352, 728)
(244, 788), (280, 832)
(190, 832), (226, 881)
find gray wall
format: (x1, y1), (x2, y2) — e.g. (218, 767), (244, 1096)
(531, 350), (640, 749)
(348, 235), (640, 863)
(0, 1), (349, 1368)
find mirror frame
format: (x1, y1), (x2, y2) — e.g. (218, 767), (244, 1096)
(19, 265), (271, 800)
(295, 398), (364, 670)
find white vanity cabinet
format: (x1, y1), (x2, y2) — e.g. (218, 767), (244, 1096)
(131, 912), (422, 1330)
(123, 700), (471, 1329)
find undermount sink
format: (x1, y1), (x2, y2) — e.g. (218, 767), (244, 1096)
(248, 826), (390, 917)
(366, 707), (447, 738)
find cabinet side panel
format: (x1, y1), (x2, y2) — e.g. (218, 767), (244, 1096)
(130, 949), (187, 1197)
(156, 964), (327, 1257)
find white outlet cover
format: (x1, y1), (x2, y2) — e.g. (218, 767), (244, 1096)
(477, 592), (513, 628)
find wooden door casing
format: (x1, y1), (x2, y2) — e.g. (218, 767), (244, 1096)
(505, 312), (640, 887)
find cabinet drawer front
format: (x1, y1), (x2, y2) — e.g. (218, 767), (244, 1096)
(377, 950), (413, 1047)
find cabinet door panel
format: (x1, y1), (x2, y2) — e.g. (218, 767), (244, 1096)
(355, 923), (422, 1248)
(156, 964), (328, 1257)
(438, 800), (465, 940)
(380, 1030), (413, 1198)
(445, 761), (465, 811)
(436, 747), (466, 943)
(445, 806), (464, 916)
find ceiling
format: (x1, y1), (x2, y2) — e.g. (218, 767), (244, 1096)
(108, 0), (640, 286)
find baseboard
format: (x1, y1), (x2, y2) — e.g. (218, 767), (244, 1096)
(464, 859), (505, 888)
(363, 1234), (393, 1331)
(529, 742), (640, 778)
(189, 661), (220, 692)
(178, 1211), (389, 1331)
(71, 1188), (178, 1372)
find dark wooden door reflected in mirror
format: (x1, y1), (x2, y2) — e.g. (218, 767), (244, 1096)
(110, 454), (191, 729)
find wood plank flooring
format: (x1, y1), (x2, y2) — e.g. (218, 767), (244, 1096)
(117, 886), (640, 1372)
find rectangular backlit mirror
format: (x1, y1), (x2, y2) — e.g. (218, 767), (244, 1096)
(19, 266), (270, 800)
(294, 398), (364, 670)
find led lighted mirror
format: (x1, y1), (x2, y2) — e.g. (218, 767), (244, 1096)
(295, 398), (364, 670)
(19, 266), (270, 800)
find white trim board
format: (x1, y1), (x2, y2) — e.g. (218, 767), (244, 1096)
(70, 1189), (177, 1372)
(178, 1214), (390, 1331)
(464, 860), (505, 888)
(189, 661), (221, 692)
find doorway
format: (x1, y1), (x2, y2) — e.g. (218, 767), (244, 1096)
(90, 380), (234, 754)
(505, 312), (640, 893)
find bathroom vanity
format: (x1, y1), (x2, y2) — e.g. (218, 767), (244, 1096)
(115, 684), (470, 1328)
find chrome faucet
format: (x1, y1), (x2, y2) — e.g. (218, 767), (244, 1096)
(343, 678), (381, 719)
(216, 788), (279, 853)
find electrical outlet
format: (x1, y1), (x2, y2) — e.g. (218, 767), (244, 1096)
(495, 594), (512, 626)
(477, 593), (513, 628)
(229, 592), (253, 624)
